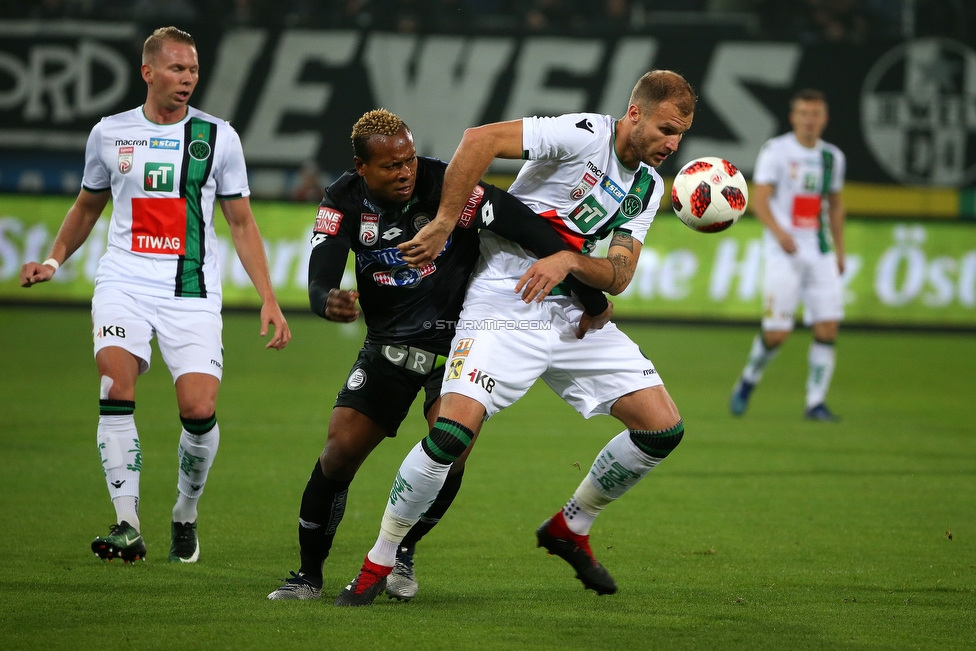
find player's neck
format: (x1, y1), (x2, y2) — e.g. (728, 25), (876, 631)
(794, 131), (819, 149)
(143, 101), (189, 126)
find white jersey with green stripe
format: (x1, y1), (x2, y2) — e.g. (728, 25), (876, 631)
(471, 113), (663, 297)
(753, 132), (846, 253)
(82, 106), (250, 300)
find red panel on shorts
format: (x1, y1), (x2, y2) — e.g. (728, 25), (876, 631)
(791, 195), (821, 229)
(131, 197), (187, 254)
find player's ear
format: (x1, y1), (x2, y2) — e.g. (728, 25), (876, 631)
(141, 63), (152, 84)
(353, 156), (367, 177)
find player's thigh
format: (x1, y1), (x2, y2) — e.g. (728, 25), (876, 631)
(802, 251), (844, 326)
(543, 303), (663, 419)
(761, 249), (801, 332)
(320, 406), (392, 479)
(154, 296), (224, 383)
(334, 345), (428, 437)
(92, 287), (154, 376)
(440, 296), (549, 419)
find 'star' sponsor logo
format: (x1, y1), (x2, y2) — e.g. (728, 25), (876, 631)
(575, 118), (594, 133)
(150, 138), (180, 150)
(115, 138), (147, 146)
(601, 176), (625, 203)
(95, 325), (126, 339)
(466, 368), (495, 393)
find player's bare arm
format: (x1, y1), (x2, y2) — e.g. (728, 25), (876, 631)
(399, 120), (524, 267)
(546, 231), (641, 297)
(220, 197), (291, 349)
(828, 191), (846, 274)
(751, 183), (796, 254)
(20, 188), (110, 287)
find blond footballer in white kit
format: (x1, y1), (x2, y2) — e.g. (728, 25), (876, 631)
(334, 71), (697, 605)
(730, 89), (847, 421)
(20, 27), (290, 564)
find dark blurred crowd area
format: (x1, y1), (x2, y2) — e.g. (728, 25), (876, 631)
(3, 0), (975, 42)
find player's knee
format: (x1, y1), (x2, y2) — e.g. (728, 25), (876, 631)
(422, 417), (475, 465)
(180, 412), (217, 434)
(629, 419), (684, 459)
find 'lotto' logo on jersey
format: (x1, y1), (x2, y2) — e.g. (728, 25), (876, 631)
(144, 163), (175, 192)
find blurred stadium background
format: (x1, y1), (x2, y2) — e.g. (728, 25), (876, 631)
(2, 0), (976, 329)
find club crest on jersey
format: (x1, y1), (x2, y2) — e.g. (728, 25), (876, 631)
(570, 172), (598, 201)
(412, 212), (431, 233)
(118, 146), (134, 174)
(373, 262), (436, 288)
(621, 193), (643, 218)
(360, 213), (379, 245)
(188, 139), (211, 161)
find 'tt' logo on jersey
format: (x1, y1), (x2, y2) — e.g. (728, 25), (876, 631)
(145, 163), (175, 192)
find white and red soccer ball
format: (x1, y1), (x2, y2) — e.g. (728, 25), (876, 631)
(670, 157), (749, 233)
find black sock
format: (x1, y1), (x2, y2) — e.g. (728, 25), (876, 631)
(400, 467), (464, 549)
(297, 461), (350, 581)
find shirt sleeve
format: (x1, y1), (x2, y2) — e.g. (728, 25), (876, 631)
(521, 114), (598, 162)
(81, 121), (111, 192)
(831, 146), (846, 193)
(307, 197), (352, 317)
(214, 122), (250, 199)
(752, 140), (780, 186)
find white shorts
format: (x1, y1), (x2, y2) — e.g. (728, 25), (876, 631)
(762, 243), (844, 331)
(441, 292), (663, 419)
(91, 287), (224, 382)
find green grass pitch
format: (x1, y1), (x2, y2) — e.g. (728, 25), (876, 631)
(1, 306), (973, 650)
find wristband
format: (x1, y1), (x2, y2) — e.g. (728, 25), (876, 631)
(42, 258), (60, 271)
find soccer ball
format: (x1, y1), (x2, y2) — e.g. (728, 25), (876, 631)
(670, 157), (749, 233)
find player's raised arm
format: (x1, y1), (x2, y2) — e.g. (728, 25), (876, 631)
(220, 196), (291, 349)
(20, 189), (109, 287)
(398, 120), (524, 266)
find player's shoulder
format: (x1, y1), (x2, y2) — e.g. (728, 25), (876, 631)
(324, 169), (365, 212)
(187, 106), (231, 126)
(820, 140), (845, 160)
(94, 106), (144, 131)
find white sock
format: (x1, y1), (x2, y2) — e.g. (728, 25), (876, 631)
(806, 340), (836, 408)
(97, 415), (141, 531)
(366, 442), (449, 567)
(172, 423), (220, 523)
(563, 430), (661, 536)
(741, 333), (780, 384)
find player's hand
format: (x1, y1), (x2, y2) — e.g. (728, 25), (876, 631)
(20, 261), (57, 287)
(515, 251), (575, 303)
(836, 250), (845, 275)
(324, 288), (360, 323)
(398, 219), (452, 268)
(576, 300), (613, 339)
(776, 231), (798, 254)
(261, 301), (291, 350)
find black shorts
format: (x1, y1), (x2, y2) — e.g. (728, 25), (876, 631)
(334, 343), (446, 436)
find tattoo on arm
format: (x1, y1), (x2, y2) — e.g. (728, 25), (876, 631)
(606, 252), (634, 294)
(610, 231), (635, 253)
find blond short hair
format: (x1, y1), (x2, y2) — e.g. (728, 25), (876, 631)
(142, 26), (196, 64)
(351, 109), (410, 160)
(629, 70), (697, 117)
